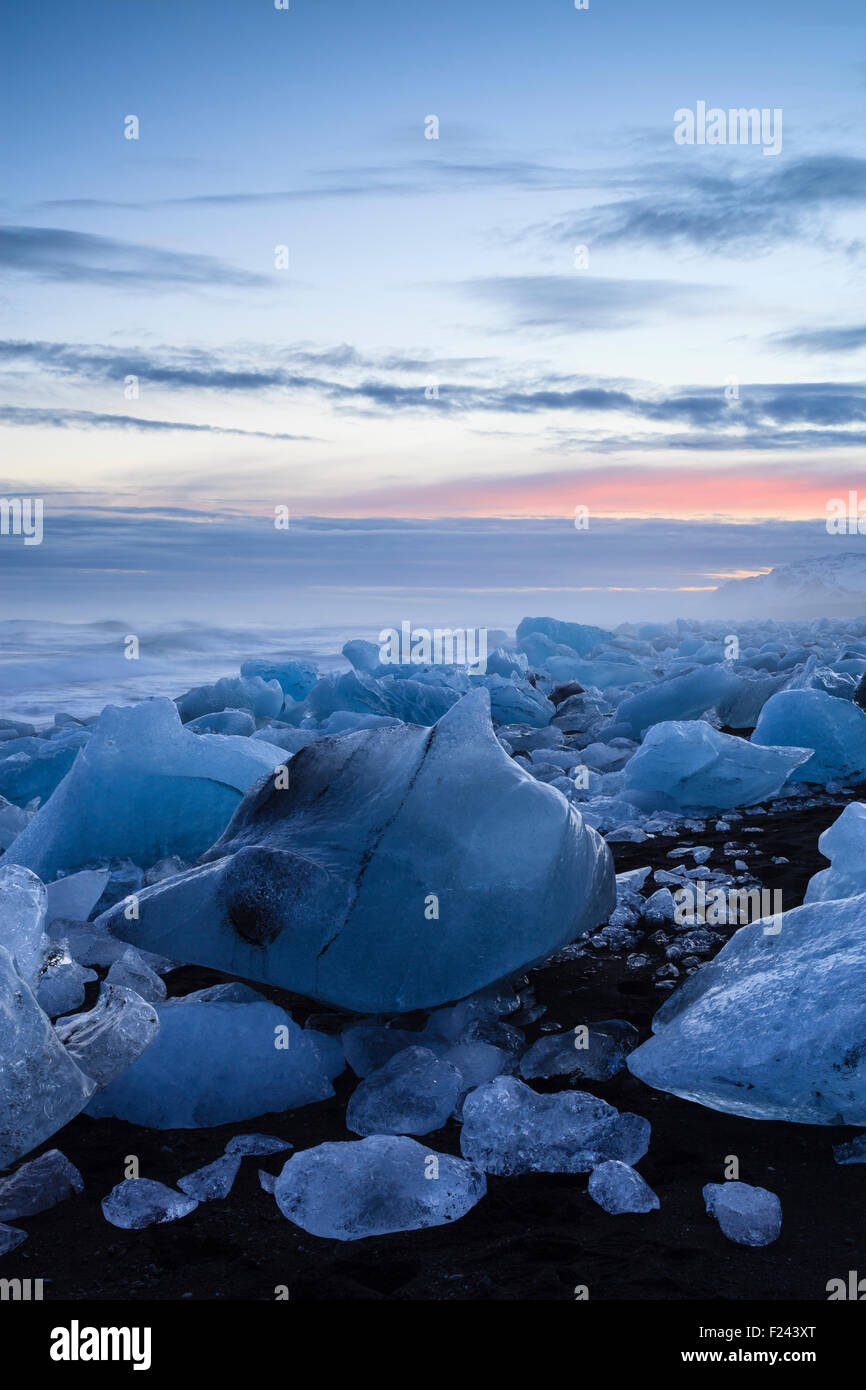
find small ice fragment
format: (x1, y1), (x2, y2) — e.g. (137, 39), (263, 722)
(101, 1177), (198, 1229)
(587, 1160), (659, 1214)
(106, 947), (167, 1004)
(45, 869), (109, 926)
(703, 1181), (781, 1246)
(259, 1169), (276, 1194)
(36, 943), (96, 1018)
(0, 1223), (27, 1255)
(0, 1149), (83, 1220)
(177, 1154), (241, 1201)
(225, 1133), (292, 1157)
(833, 1134), (866, 1165)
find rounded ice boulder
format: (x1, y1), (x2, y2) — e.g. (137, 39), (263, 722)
(98, 690), (615, 1013)
(273, 1136), (486, 1240)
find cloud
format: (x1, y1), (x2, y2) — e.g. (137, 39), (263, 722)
(0, 405), (309, 440)
(537, 155), (866, 257)
(771, 324), (866, 354)
(34, 156), (624, 213)
(0, 225), (268, 290)
(462, 274), (712, 331)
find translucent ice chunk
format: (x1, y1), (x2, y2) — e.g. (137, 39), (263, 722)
(519, 1021), (638, 1082)
(703, 1181), (781, 1246)
(833, 1134), (866, 1164)
(6, 698), (285, 879)
(274, 1136), (486, 1239)
(460, 1076), (651, 1175)
(0, 1149), (83, 1220)
(106, 947), (167, 1004)
(102, 1178), (198, 1229)
(628, 892), (866, 1124)
(55, 983), (160, 1090)
(88, 997), (343, 1128)
(805, 802), (866, 903)
(0, 862), (47, 993)
(587, 1160), (659, 1214)
(0, 1223), (27, 1255)
(36, 943), (97, 1018)
(623, 720), (811, 811)
(225, 1133), (292, 1157)
(752, 688), (866, 784)
(346, 1046), (463, 1137)
(0, 944), (96, 1169)
(177, 1155), (241, 1201)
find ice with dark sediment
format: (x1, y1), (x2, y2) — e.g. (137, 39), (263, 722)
(97, 690), (615, 1013)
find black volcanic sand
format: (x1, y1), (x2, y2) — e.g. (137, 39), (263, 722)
(6, 797), (865, 1301)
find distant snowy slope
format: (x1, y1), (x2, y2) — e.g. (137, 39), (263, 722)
(715, 552), (866, 616)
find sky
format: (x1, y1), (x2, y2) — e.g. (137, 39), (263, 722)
(1, 0), (865, 623)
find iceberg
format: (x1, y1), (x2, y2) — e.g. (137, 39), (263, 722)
(273, 1136), (486, 1240)
(5, 698), (285, 879)
(98, 691), (615, 1014)
(628, 893), (866, 1123)
(622, 720), (812, 811)
(616, 666), (740, 740)
(176, 675), (283, 722)
(752, 688), (866, 783)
